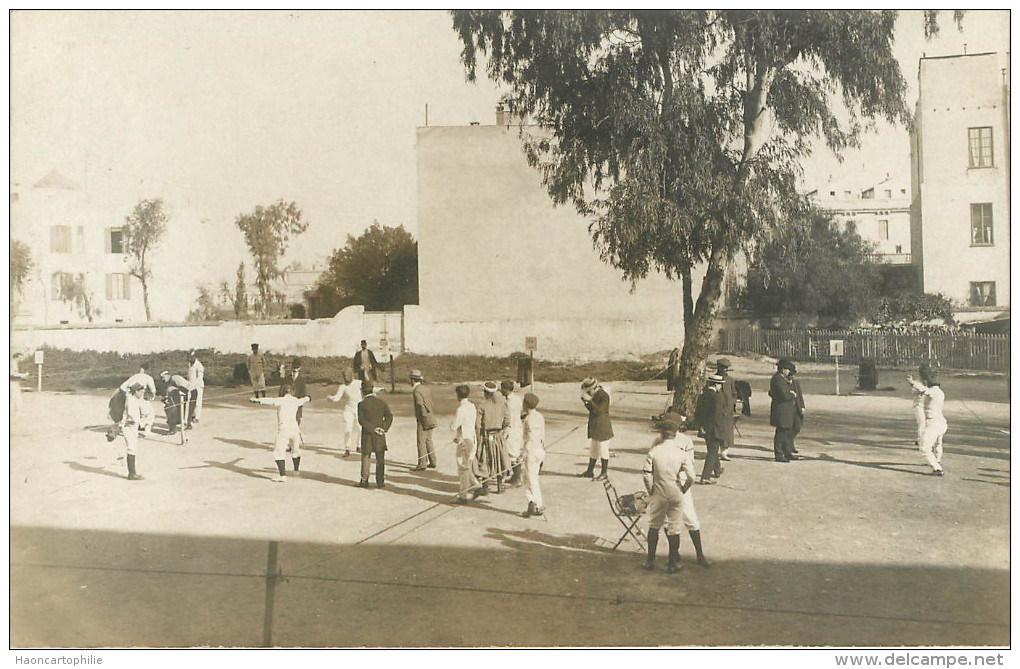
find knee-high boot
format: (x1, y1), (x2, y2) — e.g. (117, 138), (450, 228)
(644, 527), (659, 570)
(689, 529), (711, 567)
(667, 534), (681, 573)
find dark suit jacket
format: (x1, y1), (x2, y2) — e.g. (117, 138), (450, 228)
(694, 387), (733, 442)
(353, 348), (379, 376)
(412, 384), (436, 429)
(358, 394), (393, 453)
(583, 388), (614, 441)
(769, 372), (798, 428)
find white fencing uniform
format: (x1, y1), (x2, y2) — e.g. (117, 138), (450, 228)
(451, 398), (480, 499)
(522, 408), (546, 508)
(120, 372), (156, 432)
(255, 395), (310, 460)
(329, 381), (362, 452)
(188, 359), (205, 421)
(910, 379), (947, 472)
(506, 391), (525, 463)
(121, 393), (143, 456)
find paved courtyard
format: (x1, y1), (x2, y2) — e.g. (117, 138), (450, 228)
(9, 359), (1010, 647)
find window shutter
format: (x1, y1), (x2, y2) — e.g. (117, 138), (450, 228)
(123, 274), (132, 300)
(106, 274), (113, 300)
(105, 228), (111, 254)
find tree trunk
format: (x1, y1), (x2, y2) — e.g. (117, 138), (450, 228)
(672, 248), (728, 416)
(142, 278), (152, 321)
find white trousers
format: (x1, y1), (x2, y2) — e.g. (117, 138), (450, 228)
(341, 409), (361, 451)
(138, 401), (154, 432)
(456, 438), (480, 497)
(647, 491), (700, 534)
(10, 380), (22, 417)
(274, 425), (302, 460)
(193, 387), (204, 420)
(913, 405), (925, 443)
(121, 423), (139, 456)
(919, 418), (947, 471)
(524, 449), (545, 508)
(589, 438), (612, 460)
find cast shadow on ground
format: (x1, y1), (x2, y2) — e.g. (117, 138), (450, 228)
(814, 452), (934, 477)
(386, 474), (459, 494)
(483, 526), (618, 554)
(63, 460), (123, 480)
(179, 458), (278, 481)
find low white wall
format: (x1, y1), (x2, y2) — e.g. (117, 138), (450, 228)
(12, 305), (366, 357)
(403, 305), (683, 361)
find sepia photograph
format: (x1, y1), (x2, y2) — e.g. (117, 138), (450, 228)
(7, 8), (1012, 660)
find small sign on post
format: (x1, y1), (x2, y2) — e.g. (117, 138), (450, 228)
(525, 337), (537, 388)
(829, 339), (844, 395)
(34, 350), (44, 393)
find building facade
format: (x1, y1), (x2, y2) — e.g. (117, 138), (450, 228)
(808, 174), (912, 265)
(410, 118), (695, 359)
(10, 171), (147, 326)
(910, 52), (1010, 313)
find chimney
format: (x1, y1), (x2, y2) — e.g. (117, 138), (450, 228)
(495, 103), (507, 127)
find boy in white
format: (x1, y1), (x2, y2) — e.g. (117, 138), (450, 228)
(500, 380), (525, 486)
(908, 369), (947, 476)
(251, 383), (310, 482)
(451, 384), (483, 503)
(121, 384), (146, 481)
(188, 352), (205, 422)
(642, 412), (710, 572)
(328, 370), (362, 456)
(520, 392), (546, 517)
(909, 363), (931, 446)
(120, 362), (157, 436)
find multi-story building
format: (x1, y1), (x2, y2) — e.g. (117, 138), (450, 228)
(808, 174), (912, 265)
(10, 170), (146, 325)
(910, 51), (1010, 316)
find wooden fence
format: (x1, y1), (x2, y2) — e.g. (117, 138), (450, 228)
(719, 328), (1010, 371)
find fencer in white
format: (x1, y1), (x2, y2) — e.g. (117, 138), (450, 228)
(252, 391), (310, 482)
(908, 374), (947, 475)
(328, 374), (362, 455)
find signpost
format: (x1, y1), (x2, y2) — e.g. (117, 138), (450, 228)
(525, 337), (537, 387)
(829, 339), (844, 395)
(34, 349), (44, 393)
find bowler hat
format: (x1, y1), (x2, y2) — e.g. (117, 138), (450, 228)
(777, 358), (795, 371)
(716, 358), (732, 370)
(500, 380), (515, 391)
(361, 379), (374, 394)
(292, 358), (302, 369)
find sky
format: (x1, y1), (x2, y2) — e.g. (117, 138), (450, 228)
(9, 10), (1011, 293)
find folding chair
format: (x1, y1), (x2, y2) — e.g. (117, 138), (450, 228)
(603, 478), (647, 552)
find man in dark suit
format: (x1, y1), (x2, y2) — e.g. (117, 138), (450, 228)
(579, 377), (614, 481)
(357, 379), (393, 488)
(769, 359), (799, 463)
(789, 363), (806, 454)
(714, 358), (738, 461)
(410, 369), (437, 470)
(353, 340), (379, 382)
(281, 358), (310, 425)
(694, 374), (731, 483)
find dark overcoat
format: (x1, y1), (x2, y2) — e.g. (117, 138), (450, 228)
(358, 394), (393, 454)
(584, 387), (614, 441)
(769, 371), (798, 428)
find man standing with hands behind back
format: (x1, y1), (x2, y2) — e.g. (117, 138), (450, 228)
(358, 379), (393, 488)
(410, 369), (437, 470)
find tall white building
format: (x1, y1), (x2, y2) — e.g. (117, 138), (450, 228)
(10, 170), (147, 325)
(910, 51), (1010, 315)
(808, 174), (912, 265)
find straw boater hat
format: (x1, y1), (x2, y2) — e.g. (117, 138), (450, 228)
(409, 369), (423, 380)
(708, 374), (725, 384)
(580, 377), (598, 391)
(483, 381), (499, 393)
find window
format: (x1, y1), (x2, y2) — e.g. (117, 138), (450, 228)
(50, 225), (72, 253)
(106, 273), (132, 300)
(968, 127), (993, 167)
(829, 190), (835, 196)
(969, 282), (996, 307)
(970, 203), (994, 245)
(878, 219), (889, 240)
(900, 189), (907, 195)
(895, 244), (903, 254)
(106, 228), (125, 254)
(75, 226), (85, 254)
(884, 189), (892, 199)
(843, 190), (852, 197)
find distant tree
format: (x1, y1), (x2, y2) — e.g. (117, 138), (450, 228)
(187, 284), (221, 322)
(11, 238), (32, 319)
(219, 262), (249, 320)
(872, 292), (956, 328)
(56, 272), (100, 323)
(741, 211), (881, 327)
(235, 200), (307, 318)
(123, 198), (169, 321)
(313, 222), (418, 313)
(453, 10), (958, 414)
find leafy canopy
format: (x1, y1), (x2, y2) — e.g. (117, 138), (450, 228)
(235, 200), (307, 317)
